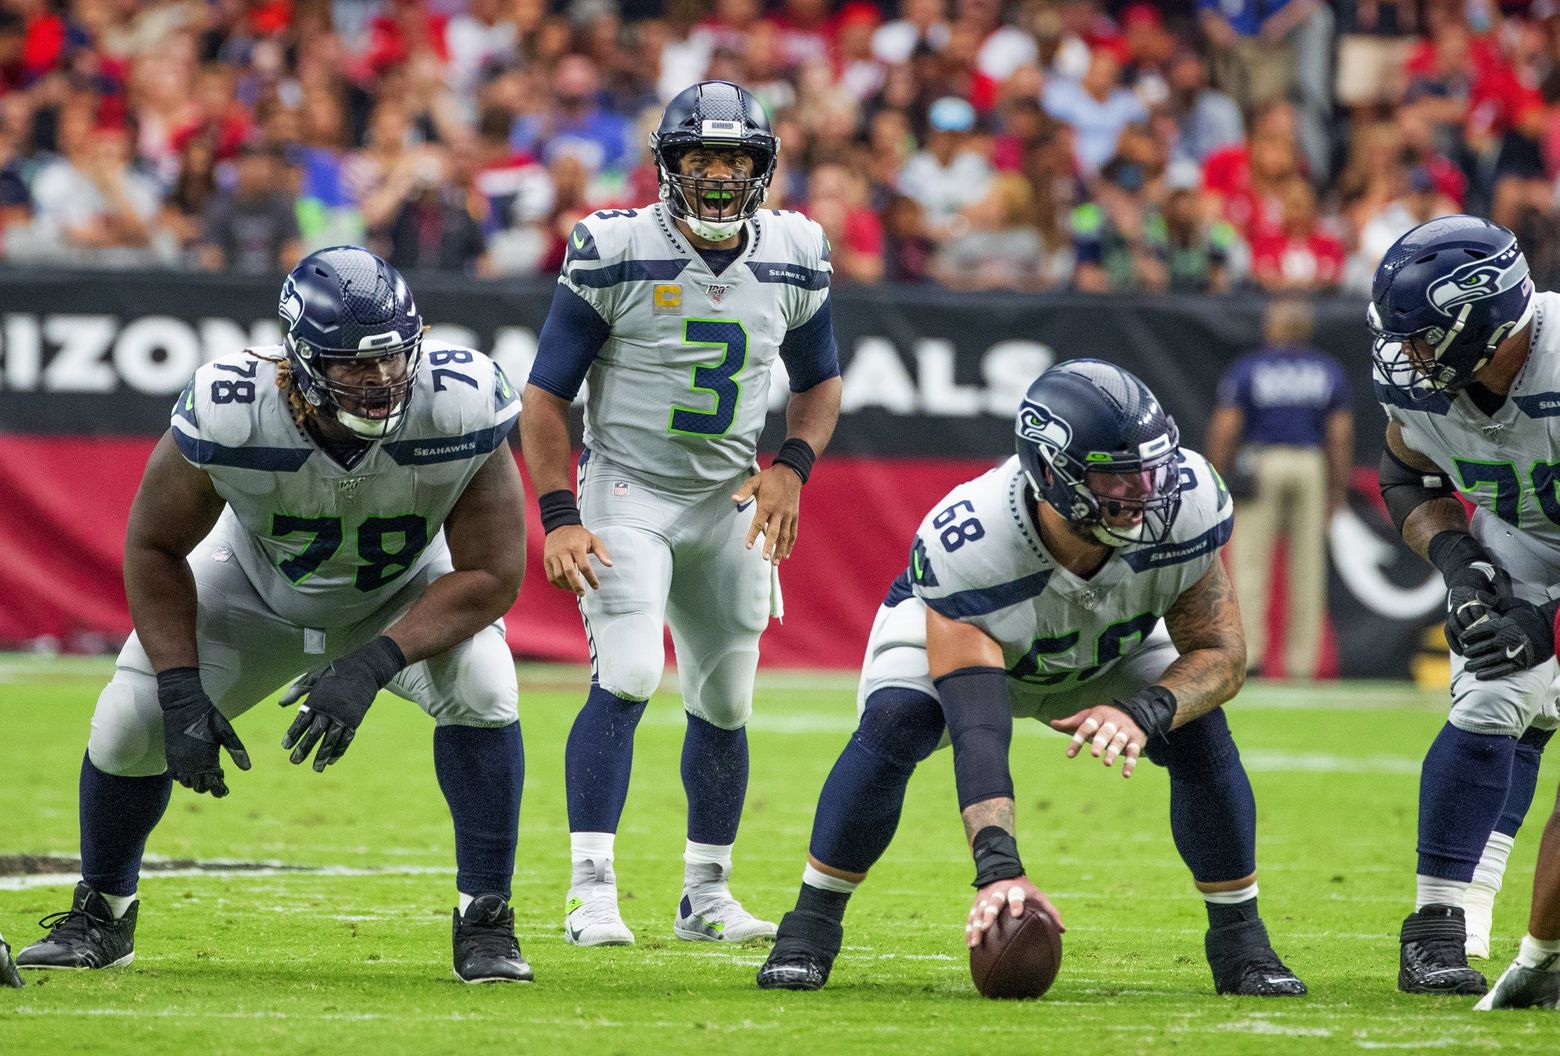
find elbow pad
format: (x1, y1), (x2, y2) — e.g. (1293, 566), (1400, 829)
(1379, 448), (1457, 535)
(934, 666), (1014, 809)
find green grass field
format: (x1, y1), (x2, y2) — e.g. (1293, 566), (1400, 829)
(2, 657), (1557, 1054)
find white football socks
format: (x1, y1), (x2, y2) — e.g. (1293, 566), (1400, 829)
(101, 891), (136, 919)
(1416, 875), (1469, 911)
(571, 831), (617, 884)
(1517, 933), (1560, 970)
(684, 840), (733, 886)
(1466, 831), (1514, 906)
(1201, 882), (1258, 906)
(803, 863), (859, 895)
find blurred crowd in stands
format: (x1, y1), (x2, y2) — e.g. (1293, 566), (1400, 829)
(0, 0), (1556, 294)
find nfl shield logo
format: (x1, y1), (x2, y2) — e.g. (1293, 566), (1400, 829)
(704, 283), (732, 305)
(613, 480), (630, 496)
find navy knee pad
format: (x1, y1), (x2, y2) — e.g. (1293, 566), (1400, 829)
(854, 687), (946, 771)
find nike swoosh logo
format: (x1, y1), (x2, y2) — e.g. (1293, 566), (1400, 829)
(572, 232), (586, 249)
(1507, 645), (1525, 659)
(736, 499), (754, 512)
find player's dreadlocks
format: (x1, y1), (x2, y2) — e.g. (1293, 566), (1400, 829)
(247, 347), (316, 432)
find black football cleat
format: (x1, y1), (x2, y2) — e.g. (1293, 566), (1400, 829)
(16, 882), (136, 970)
(1207, 918), (1308, 997)
(0, 934), (24, 988)
(756, 910), (842, 991)
(453, 894), (533, 984)
(1399, 904), (1487, 995)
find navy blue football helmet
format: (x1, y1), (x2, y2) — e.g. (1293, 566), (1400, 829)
(279, 246), (423, 439)
(1368, 215), (1534, 400)
(1015, 360), (1182, 547)
(650, 81), (778, 242)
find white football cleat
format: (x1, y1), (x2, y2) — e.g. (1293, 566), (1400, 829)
(674, 862), (777, 942)
(564, 860), (635, 947)
(1475, 960), (1560, 1010)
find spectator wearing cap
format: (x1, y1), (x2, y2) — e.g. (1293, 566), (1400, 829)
(1205, 297), (1353, 681)
(196, 141), (300, 274)
(897, 96), (993, 236)
(1042, 47), (1147, 176)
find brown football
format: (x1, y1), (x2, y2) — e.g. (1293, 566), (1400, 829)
(969, 898), (1063, 999)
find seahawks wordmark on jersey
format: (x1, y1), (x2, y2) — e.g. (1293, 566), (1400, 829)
(168, 341), (520, 630)
(1378, 290), (1560, 568)
(560, 204), (830, 489)
(891, 452), (1232, 701)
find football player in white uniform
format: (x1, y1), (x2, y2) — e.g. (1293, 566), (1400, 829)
(521, 81), (842, 947)
(1369, 216), (1560, 995)
(15, 248), (532, 984)
(756, 361), (1306, 996)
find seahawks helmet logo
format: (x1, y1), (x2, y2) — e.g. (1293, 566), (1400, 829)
(279, 277), (304, 328)
(1426, 244), (1527, 314)
(1017, 400), (1072, 455)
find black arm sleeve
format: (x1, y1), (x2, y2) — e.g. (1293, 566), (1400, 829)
(1379, 447), (1458, 535)
(933, 666), (1014, 810)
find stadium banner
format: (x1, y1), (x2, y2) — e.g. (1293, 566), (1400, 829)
(0, 269), (1441, 677)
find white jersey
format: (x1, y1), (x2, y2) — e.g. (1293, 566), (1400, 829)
(1379, 290), (1560, 565)
(559, 203), (832, 490)
(168, 341), (520, 629)
(899, 453), (1233, 691)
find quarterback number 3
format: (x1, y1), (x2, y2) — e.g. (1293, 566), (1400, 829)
(669, 319), (747, 437)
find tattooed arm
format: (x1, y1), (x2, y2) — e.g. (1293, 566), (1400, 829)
(1158, 557), (1246, 727)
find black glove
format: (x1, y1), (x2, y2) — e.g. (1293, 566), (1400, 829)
(1430, 533), (1512, 654)
(156, 667), (250, 798)
(281, 636), (405, 772)
(1461, 596), (1558, 680)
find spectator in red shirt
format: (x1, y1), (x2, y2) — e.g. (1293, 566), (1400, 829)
(807, 161), (885, 285)
(1251, 178), (1345, 293)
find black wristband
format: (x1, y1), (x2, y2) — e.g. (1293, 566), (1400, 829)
(1117, 684), (1177, 741)
(538, 489), (583, 535)
(971, 825), (1025, 888)
(358, 635), (407, 687)
(772, 437), (816, 484)
(1427, 531), (1492, 583)
(155, 666), (204, 710)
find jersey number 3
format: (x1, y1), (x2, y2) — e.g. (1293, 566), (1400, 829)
(669, 319), (747, 437)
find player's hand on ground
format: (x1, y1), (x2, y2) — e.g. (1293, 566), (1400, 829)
(281, 651), (386, 772)
(733, 465), (802, 563)
(1460, 595), (1555, 680)
(1050, 704), (1145, 778)
(966, 876), (1063, 949)
(155, 668), (250, 798)
(543, 524), (613, 595)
